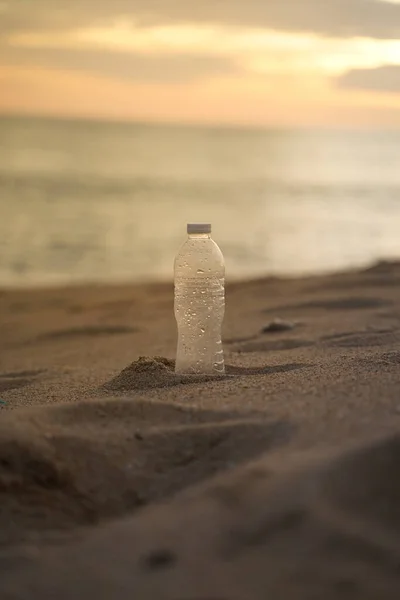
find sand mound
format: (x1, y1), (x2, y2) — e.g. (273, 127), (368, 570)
(102, 356), (228, 391)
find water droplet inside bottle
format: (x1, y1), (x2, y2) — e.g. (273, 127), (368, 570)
(197, 269), (204, 274)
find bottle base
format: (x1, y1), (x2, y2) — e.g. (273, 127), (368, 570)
(175, 363), (225, 376)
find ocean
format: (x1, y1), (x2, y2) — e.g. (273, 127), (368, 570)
(0, 115), (399, 288)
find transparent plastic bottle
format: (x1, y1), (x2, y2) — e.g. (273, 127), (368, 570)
(174, 223), (225, 374)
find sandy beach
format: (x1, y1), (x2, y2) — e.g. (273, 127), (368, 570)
(1, 262), (400, 598)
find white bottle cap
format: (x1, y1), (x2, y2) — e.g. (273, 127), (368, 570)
(187, 223), (211, 234)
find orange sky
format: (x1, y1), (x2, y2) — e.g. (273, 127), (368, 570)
(1, 1), (400, 128)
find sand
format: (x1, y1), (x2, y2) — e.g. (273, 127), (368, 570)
(1, 261), (400, 598)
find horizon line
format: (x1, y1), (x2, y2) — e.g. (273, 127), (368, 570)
(0, 110), (399, 133)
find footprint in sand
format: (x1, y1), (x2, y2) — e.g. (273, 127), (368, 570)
(37, 325), (138, 342)
(362, 351), (400, 367)
(0, 398), (294, 544)
(0, 369), (45, 393)
(232, 339), (314, 354)
(264, 296), (391, 314)
(322, 329), (399, 348)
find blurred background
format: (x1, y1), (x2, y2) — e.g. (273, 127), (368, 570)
(0, 0), (399, 287)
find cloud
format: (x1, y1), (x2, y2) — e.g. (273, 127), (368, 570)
(0, 44), (242, 83)
(337, 64), (400, 92)
(1, 0), (400, 40)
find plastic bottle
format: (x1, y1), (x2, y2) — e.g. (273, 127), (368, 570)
(174, 223), (225, 374)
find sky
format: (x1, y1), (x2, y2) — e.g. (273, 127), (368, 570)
(0, 0), (400, 128)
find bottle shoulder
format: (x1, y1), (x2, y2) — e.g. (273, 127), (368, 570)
(174, 238), (225, 274)
(175, 238), (224, 257)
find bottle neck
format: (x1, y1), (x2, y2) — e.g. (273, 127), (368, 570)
(188, 233), (211, 239)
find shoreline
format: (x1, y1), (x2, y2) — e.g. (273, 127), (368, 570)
(0, 257), (397, 292)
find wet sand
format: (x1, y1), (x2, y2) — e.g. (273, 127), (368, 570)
(1, 262), (400, 598)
